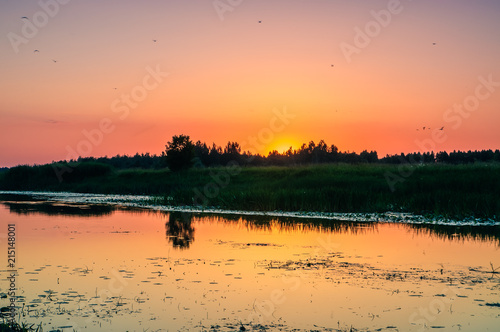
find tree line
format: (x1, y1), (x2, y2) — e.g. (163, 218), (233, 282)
(37, 135), (500, 171)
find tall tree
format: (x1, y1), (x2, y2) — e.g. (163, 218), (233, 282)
(164, 135), (194, 171)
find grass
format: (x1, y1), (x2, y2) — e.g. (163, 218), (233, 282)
(0, 321), (41, 332)
(1, 162), (499, 219)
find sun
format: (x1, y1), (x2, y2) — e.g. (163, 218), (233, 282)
(265, 138), (299, 156)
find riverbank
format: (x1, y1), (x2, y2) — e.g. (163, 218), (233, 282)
(1, 189), (499, 226)
(1, 163), (499, 220)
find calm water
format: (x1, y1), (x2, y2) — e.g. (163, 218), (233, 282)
(0, 197), (499, 331)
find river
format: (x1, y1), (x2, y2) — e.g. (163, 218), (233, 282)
(0, 192), (499, 331)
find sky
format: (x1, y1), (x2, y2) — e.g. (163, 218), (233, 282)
(1, 0), (500, 167)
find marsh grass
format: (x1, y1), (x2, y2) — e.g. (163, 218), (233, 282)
(0, 320), (41, 332)
(1, 162), (499, 219)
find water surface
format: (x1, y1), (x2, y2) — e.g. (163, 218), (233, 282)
(0, 197), (499, 331)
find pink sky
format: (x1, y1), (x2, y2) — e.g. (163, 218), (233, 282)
(1, 0), (499, 167)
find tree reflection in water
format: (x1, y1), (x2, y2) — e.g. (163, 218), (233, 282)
(165, 212), (195, 249)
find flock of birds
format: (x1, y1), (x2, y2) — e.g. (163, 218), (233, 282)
(23, 15), (443, 130)
(32, 49), (57, 63)
(27, 18), (265, 64)
(24, 14), (437, 70)
(417, 126), (445, 131)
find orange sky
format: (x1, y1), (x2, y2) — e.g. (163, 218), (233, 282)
(1, 0), (500, 167)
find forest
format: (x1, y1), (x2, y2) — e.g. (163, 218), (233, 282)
(16, 136), (499, 171)
(1, 136), (499, 218)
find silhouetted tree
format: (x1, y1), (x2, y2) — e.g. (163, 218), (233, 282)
(436, 151), (450, 163)
(165, 212), (195, 249)
(222, 141), (242, 165)
(224, 141), (241, 155)
(208, 143), (223, 166)
(312, 140), (329, 163)
(193, 140), (210, 167)
(494, 149), (500, 162)
(360, 150), (378, 163)
(164, 135), (195, 171)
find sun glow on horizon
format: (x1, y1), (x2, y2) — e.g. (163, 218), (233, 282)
(265, 137), (301, 156)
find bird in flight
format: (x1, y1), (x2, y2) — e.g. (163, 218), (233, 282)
(33, 50), (39, 53)
(52, 59), (57, 63)
(152, 39), (157, 43)
(439, 126), (444, 130)
(432, 42), (436, 45)
(21, 16), (28, 20)
(258, 20), (262, 23)
(331, 64), (334, 67)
